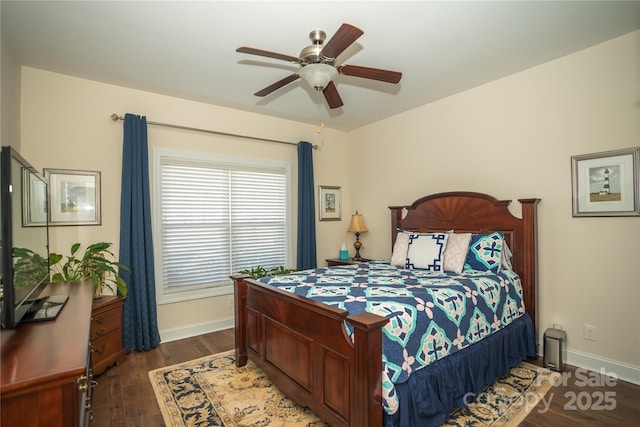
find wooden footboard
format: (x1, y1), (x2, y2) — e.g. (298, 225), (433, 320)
(232, 275), (389, 427)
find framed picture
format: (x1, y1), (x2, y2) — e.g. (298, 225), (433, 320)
(318, 185), (342, 221)
(571, 147), (640, 217)
(22, 168), (48, 227)
(44, 168), (102, 225)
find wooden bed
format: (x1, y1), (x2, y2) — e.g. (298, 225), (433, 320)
(232, 191), (539, 427)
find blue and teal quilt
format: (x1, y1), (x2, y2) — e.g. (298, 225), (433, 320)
(261, 260), (526, 414)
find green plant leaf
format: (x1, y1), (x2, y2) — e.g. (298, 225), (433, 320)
(48, 242), (130, 296)
(115, 276), (128, 297)
(70, 243), (81, 256)
(49, 253), (63, 266)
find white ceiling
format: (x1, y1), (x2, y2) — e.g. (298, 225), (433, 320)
(2, 1), (639, 131)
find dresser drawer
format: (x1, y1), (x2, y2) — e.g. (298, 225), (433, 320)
(92, 330), (123, 367)
(91, 306), (121, 339)
(91, 295), (126, 375)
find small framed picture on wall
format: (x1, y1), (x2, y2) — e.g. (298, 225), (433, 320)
(22, 169), (48, 227)
(318, 185), (341, 221)
(571, 147), (639, 217)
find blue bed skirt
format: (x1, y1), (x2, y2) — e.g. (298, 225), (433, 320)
(384, 313), (536, 427)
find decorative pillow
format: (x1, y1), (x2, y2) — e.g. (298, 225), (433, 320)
(405, 233), (448, 271)
(501, 241), (514, 271)
(464, 232), (504, 271)
(390, 232), (410, 266)
(443, 233), (472, 273)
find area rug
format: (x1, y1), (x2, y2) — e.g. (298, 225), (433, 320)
(149, 350), (559, 427)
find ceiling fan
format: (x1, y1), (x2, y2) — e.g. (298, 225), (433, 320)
(236, 23), (402, 109)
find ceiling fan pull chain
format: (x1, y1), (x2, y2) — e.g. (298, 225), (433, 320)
(316, 88), (325, 134)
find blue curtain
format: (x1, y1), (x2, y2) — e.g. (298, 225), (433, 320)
(119, 113), (161, 352)
(297, 141), (317, 270)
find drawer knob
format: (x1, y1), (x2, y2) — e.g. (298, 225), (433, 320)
(94, 344), (107, 355)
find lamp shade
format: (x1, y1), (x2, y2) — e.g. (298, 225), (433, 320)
(299, 63), (338, 90)
(347, 212), (368, 233)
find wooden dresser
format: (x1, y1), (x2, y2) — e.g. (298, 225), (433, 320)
(1, 280), (94, 426)
(91, 295), (127, 375)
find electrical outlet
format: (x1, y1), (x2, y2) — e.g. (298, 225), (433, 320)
(584, 324), (596, 341)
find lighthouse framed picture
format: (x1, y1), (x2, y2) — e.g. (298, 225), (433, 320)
(318, 185), (342, 221)
(571, 147), (640, 217)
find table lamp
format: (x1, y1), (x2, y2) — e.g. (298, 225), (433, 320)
(347, 211), (368, 261)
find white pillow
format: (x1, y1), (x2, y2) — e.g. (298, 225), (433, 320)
(405, 233), (449, 271)
(390, 232), (410, 266)
(443, 233), (472, 273)
(501, 241), (514, 271)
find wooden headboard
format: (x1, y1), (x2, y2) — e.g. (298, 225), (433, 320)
(389, 191), (540, 338)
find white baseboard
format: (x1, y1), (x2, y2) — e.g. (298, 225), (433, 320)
(538, 341), (640, 385)
(159, 317), (234, 344)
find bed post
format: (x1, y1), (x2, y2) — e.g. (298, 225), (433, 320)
(231, 274), (249, 367)
(348, 312), (389, 427)
(518, 198), (540, 342)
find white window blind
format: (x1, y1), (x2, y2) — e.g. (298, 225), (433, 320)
(154, 150), (290, 304)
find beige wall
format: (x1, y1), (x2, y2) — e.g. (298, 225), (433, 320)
(351, 31), (639, 378)
(1, 34), (21, 149)
(15, 30), (639, 381)
(19, 68), (351, 336)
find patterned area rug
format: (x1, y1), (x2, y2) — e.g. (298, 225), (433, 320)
(149, 350), (559, 427)
(440, 362), (560, 427)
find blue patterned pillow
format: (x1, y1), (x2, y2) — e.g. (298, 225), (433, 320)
(405, 233), (448, 271)
(464, 232), (504, 271)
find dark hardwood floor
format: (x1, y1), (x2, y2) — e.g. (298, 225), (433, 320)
(520, 358), (639, 426)
(92, 329), (639, 426)
(92, 328), (235, 427)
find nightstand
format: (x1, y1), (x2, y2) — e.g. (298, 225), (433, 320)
(91, 295), (127, 375)
(326, 258), (370, 267)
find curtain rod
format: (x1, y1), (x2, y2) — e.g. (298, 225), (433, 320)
(110, 114), (318, 149)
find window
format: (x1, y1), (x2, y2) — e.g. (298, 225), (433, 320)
(153, 149), (291, 304)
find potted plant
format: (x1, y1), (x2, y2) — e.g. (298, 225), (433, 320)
(239, 265), (296, 280)
(49, 242), (130, 298)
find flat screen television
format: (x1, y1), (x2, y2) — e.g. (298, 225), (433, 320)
(1, 146), (65, 328)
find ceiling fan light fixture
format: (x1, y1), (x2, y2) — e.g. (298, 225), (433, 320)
(299, 63), (337, 91)
(237, 23), (401, 109)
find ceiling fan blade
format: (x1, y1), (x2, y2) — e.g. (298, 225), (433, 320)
(254, 74), (300, 97)
(337, 64), (402, 84)
(320, 23), (364, 60)
(236, 47), (300, 63)
(323, 81), (343, 109)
